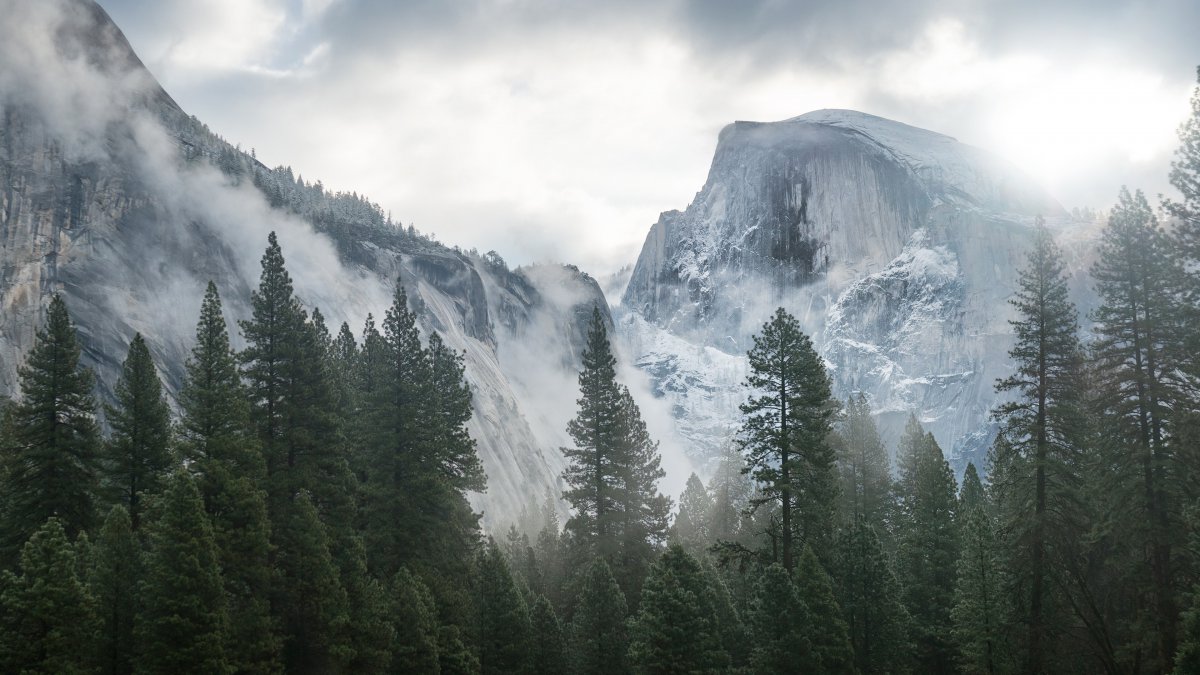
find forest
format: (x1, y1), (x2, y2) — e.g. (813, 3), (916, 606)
(0, 72), (1199, 675)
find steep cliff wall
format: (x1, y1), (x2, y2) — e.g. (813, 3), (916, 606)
(620, 109), (1080, 470)
(0, 0), (606, 523)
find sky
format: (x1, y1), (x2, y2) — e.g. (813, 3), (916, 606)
(100, 0), (1198, 279)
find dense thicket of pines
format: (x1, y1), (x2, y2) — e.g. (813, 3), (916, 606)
(0, 65), (1199, 675)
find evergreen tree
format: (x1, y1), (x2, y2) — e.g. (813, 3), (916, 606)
(671, 473), (712, 554)
(836, 515), (912, 674)
(438, 624), (480, 675)
(0, 517), (100, 674)
(628, 544), (729, 673)
(952, 467), (1009, 675)
(135, 472), (228, 675)
(240, 235), (355, 668)
(738, 307), (838, 572)
(239, 233), (344, 523)
(530, 595), (567, 675)
(389, 568), (441, 674)
(990, 220), (1087, 673)
(562, 307), (669, 598)
(795, 546), (855, 673)
(179, 281), (280, 674)
(338, 538), (395, 674)
(1090, 189), (1187, 670)
(361, 282), (483, 596)
(701, 561), (750, 669)
(748, 563), (815, 673)
(0, 295), (100, 552)
(479, 539), (533, 674)
(895, 418), (959, 674)
(569, 558), (629, 675)
(101, 334), (173, 529)
(837, 393), (894, 540)
(91, 505), (139, 675)
(959, 462), (987, 513)
(274, 492), (349, 675)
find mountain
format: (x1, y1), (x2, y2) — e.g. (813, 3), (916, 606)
(0, 0), (608, 524)
(618, 109), (1092, 471)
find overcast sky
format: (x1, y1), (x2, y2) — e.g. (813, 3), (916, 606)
(100, 0), (1198, 277)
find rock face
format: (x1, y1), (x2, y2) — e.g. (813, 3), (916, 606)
(0, 0), (606, 524)
(620, 109), (1077, 470)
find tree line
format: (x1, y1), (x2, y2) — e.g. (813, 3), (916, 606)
(0, 68), (1198, 675)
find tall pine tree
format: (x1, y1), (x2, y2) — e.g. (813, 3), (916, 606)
(0, 295), (100, 552)
(991, 220), (1086, 673)
(478, 539), (533, 674)
(135, 471), (229, 675)
(91, 505), (139, 675)
(895, 418), (959, 674)
(0, 517), (100, 674)
(952, 464), (1010, 675)
(102, 334), (172, 530)
(627, 544), (729, 673)
(1090, 189), (1187, 670)
(748, 563), (815, 673)
(569, 558), (629, 675)
(835, 515), (912, 674)
(739, 307), (838, 572)
(562, 307), (669, 598)
(180, 281), (280, 674)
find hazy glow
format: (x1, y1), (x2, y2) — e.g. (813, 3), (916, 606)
(985, 67), (1185, 192)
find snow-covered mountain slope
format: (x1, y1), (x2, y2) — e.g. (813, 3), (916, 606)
(620, 109), (1091, 471)
(0, 0), (606, 524)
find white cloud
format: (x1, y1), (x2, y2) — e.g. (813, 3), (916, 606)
(101, 2), (1196, 278)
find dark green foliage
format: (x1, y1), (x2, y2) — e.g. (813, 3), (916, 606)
(239, 233), (344, 524)
(671, 473), (712, 554)
(438, 624), (480, 675)
(836, 515), (912, 674)
(748, 563), (814, 673)
(628, 544), (729, 673)
(895, 418), (959, 674)
(958, 463), (987, 514)
(274, 492), (348, 675)
(0, 295), (100, 552)
(135, 472), (228, 674)
(795, 546), (855, 673)
(339, 537), (395, 673)
(0, 518), (100, 674)
(991, 220), (1087, 673)
(569, 558), (629, 675)
(700, 561), (749, 669)
(739, 307), (838, 572)
(1089, 188), (1188, 670)
(1178, 589), (1200, 674)
(389, 568), (442, 674)
(101, 334), (173, 529)
(479, 539), (533, 674)
(91, 506), (139, 675)
(179, 282), (280, 674)
(361, 283), (483, 586)
(952, 475), (1009, 675)
(562, 308), (670, 599)
(529, 595), (567, 675)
